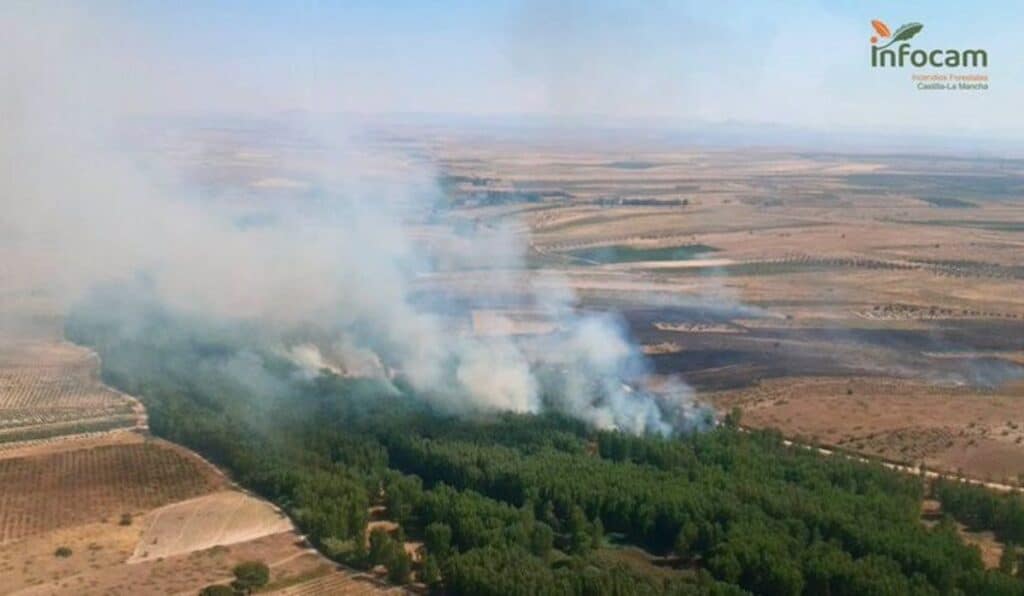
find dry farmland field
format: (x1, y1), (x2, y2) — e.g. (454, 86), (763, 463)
(0, 317), (397, 594)
(419, 135), (1024, 483)
(0, 341), (142, 445)
(0, 440), (219, 543)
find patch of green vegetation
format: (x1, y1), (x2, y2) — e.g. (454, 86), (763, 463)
(232, 561), (270, 593)
(603, 161), (661, 170)
(936, 481), (1024, 551)
(845, 173), (1024, 201)
(919, 196), (978, 208)
(596, 545), (693, 582)
(0, 416), (135, 444)
(566, 244), (718, 264)
(639, 261), (834, 277)
(895, 220), (1024, 232)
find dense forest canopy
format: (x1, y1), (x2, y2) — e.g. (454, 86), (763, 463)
(66, 296), (1024, 596)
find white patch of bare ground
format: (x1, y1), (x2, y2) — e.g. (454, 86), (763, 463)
(129, 491), (294, 562)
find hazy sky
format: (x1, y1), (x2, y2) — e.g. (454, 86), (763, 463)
(11, 1), (1024, 138)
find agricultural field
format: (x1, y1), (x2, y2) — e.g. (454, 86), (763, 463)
(269, 569), (406, 596)
(0, 440), (220, 543)
(0, 327), (395, 595)
(711, 376), (1024, 481)
(563, 243), (718, 265)
(0, 526), (351, 596)
(0, 341), (143, 445)
(426, 139), (1024, 485)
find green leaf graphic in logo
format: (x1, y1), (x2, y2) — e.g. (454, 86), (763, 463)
(878, 22), (923, 48)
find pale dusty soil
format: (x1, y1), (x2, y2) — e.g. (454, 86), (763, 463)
(130, 490), (294, 562)
(698, 269), (1024, 322)
(960, 527), (1004, 570)
(711, 376), (1024, 482)
(365, 520), (399, 538)
(643, 342), (683, 355)
(0, 522), (140, 591)
(0, 342), (91, 368)
(654, 322), (744, 334)
(422, 268), (710, 299)
(424, 264), (1024, 329)
(922, 499), (1004, 569)
(471, 309), (558, 336)
(924, 352), (1024, 365)
(9, 531), (328, 596)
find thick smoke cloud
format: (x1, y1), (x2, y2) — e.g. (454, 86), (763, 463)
(1, 4), (708, 435)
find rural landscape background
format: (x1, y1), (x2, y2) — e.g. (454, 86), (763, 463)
(2, 2), (1024, 595)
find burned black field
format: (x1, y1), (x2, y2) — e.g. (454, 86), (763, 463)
(624, 308), (1024, 391)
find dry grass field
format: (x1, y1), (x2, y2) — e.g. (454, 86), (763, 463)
(269, 569), (406, 596)
(129, 490), (294, 562)
(426, 138), (1024, 485)
(3, 529), (333, 596)
(712, 376), (1024, 481)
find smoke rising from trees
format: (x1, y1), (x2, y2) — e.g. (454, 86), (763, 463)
(2, 3), (708, 435)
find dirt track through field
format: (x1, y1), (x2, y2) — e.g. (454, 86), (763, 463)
(744, 426), (1019, 493)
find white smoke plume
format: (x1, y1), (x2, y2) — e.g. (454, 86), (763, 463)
(1, 3), (707, 435)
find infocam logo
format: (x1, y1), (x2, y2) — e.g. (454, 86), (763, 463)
(869, 20), (987, 68)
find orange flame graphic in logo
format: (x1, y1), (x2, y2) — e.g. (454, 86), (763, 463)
(870, 19), (890, 45)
